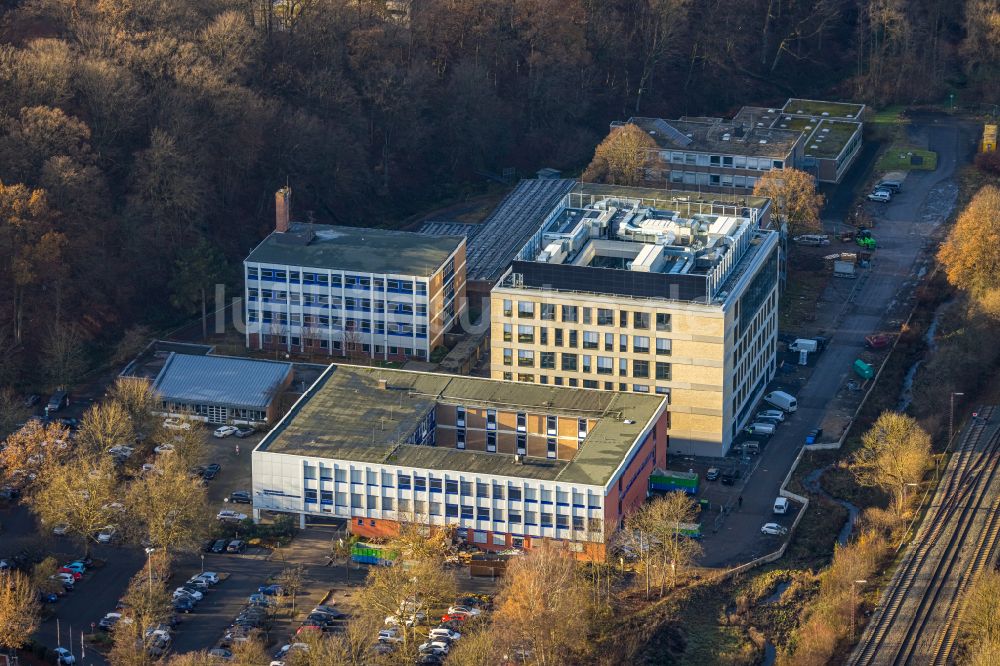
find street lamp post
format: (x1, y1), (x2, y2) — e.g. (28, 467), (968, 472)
(851, 579), (868, 640)
(144, 546), (156, 594)
(201, 553), (205, 574)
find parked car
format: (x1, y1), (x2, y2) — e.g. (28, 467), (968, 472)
(310, 607), (344, 619)
(53, 647), (76, 665)
(97, 526), (117, 543)
(207, 648), (233, 659)
(760, 522), (789, 536)
(214, 425), (238, 438)
(173, 587), (203, 601)
(720, 470), (738, 486)
(47, 391), (70, 412)
(877, 179), (902, 193)
(429, 627), (462, 642)
(756, 409), (785, 423)
(805, 428), (824, 444)
(705, 467), (720, 481)
(99, 612), (123, 630)
(203, 463), (221, 480)
(163, 418), (192, 431)
(194, 571), (219, 585)
(154, 444), (175, 455)
(57, 417), (80, 429)
(50, 573), (74, 588)
(440, 613), (469, 623)
(419, 640), (451, 656)
(107, 445), (134, 459)
(248, 593), (276, 607)
(211, 539), (228, 553)
(378, 628), (403, 644)
(227, 539), (246, 553)
(23, 394), (41, 408)
(226, 491), (252, 504)
(447, 605), (481, 617)
(234, 426), (256, 438)
(57, 568), (82, 580)
(258, 584), (284, 596)
(773, 497), (790, 515)
(867, 189), (891, 203)
(173, 597), (195, 613)
(53, 523), (69, 536)
(217, 510), (247, 523)
(745, 421), (775, 436)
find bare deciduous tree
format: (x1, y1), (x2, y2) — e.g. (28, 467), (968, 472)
(28, 453), (120, 556)
(753, 168), (825, 235)
(0, 420), (72, 495)
(624, 490), (703, 596)
(492, 541), (596, 665)
(0, 569), (40, 649)
(109, 565), (175, 666)
(938, 185), (1000, 298)
(109, 376), (159, 440)
(581, 123), (656, 186)
(851, 411), (930, 514)
(960, 569), (1000, 661)
(78, 399), (136, 454)
(358, 554), (457, 648)
(127, 454), (210, 556)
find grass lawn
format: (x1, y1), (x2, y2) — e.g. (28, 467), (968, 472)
(870, 106), (909, 125)
(876, 145), (938, 171)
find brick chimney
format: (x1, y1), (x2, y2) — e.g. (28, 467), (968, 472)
(275, 186), (291, 233)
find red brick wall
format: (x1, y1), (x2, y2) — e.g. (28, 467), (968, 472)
(603, 410), (669, 530)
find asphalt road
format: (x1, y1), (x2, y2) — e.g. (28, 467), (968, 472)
(699, 117), (973, 567)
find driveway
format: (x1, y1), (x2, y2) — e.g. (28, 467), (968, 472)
(698, 118), (973, 567)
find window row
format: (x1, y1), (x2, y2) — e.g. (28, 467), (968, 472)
(301, 468), (603, 506)
(501, 327), (672, 356)
(503, 350), (670, 377)
(501, 302), (671, 331)
(247, 268), (427, 294)
(663, 151), (783, 171)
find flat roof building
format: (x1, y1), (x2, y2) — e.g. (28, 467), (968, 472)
(152, 352), (293, 425)
(491, 183), (779, 456)
(614, 97), (864, 192)
(252, 365), (669, 560)
(245, 188), (467, 362)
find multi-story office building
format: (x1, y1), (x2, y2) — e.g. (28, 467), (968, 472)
(252, 365), (668, 561)
(490, 184), (780, 457)
(616, 97), (865, 192)
(245, 188), (467, 362)
(624, 116), (806, 194)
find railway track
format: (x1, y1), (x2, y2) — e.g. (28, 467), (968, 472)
(849, 406), (1000, 666)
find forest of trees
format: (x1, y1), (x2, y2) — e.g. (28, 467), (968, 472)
(0, 0), (996, 392)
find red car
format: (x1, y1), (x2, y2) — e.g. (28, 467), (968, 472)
(296, 625), (322, 635)
(440, 612), (469, 623)
(58, 568), (83, 580)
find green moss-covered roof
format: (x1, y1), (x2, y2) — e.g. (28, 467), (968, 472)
(257, 365), (665, 488)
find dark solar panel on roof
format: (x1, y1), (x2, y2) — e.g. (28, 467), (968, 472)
(652, 119), (693, 147)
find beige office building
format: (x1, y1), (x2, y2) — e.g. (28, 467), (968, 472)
(490, 185), (779, 457)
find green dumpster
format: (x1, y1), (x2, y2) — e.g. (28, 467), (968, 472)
(853, 359), (874, 380)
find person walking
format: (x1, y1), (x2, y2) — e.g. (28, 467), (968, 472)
(738, 495), (743, 509)
(235, 443), (240, 456)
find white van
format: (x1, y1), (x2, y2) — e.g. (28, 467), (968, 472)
(773, 497), (790, 514)
(764, 391), (798, 413)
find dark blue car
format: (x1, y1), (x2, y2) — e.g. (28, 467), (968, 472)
(258, 584), (284, 596)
